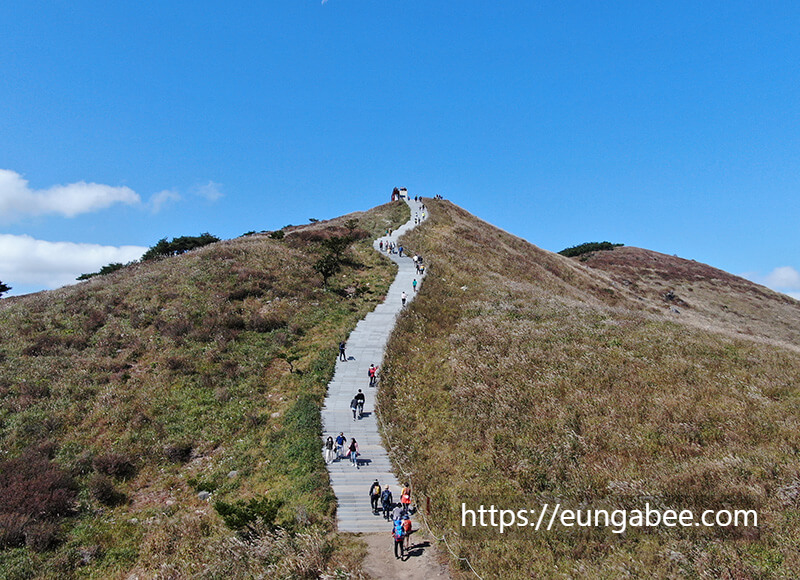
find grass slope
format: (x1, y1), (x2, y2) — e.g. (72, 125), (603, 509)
(379, 200), (800, 578)
(0, 201), (408, 579)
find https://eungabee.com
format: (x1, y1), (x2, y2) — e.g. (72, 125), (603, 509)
(461, 503), (758, 535)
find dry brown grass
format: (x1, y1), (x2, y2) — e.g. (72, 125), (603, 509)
(378, 200), (800, 578)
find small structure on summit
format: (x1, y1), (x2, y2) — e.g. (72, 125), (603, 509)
(391, 187), (409, 202)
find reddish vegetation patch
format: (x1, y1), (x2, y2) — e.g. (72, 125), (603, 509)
(580, 246), (773, 298)
(0, 448), (78, 550)
(578, 246), (800, 348)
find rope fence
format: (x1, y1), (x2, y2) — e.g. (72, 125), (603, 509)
(373, 203), (484, 579)
(375, 409), (484, 580)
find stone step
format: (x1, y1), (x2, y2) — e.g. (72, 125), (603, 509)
(321, 199), (427, 533)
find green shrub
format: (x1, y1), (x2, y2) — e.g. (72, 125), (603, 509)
(214, 496), (281, 531)
(163, 441), (193, 463)
(88, 474), (127, 507)
(558, 241), (623, 257)
(141, 233), (220, 261)
(77, 262), (126, 281)
(92, 453), (136, 479)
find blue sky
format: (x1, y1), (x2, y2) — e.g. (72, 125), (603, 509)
(1, 1), (798, 297)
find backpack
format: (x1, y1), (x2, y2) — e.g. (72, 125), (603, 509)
(402, 518), (412, 533)
(393, 519), (405, 539)
(381, 489), (392, 505)
(350, 398), (357, 409)
(370, 483), (381, 496)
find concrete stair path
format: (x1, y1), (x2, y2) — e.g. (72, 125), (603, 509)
(322, 198), (426, 533)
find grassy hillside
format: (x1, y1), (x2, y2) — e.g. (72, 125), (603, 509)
(0, 201), (408, 579)
(379, 200), (800, 578)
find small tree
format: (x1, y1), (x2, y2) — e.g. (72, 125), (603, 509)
(314, 254), (341, 288)
(321, 236), (352, 261)
(141, 233), (220, 261)
(0, 281), (10, 298)
(344, 218), (359, 235)
(558, 241), (623, 258)
(277, 350), (301, 374)
(77, 262), (125, 281)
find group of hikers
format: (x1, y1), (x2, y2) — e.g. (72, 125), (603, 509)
(324, 432), (360, 467)
(379, 239), (405, 256)
(370, 480), (415, 559)
(412, 254), (425, 276)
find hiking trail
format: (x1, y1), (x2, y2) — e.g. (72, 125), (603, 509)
(322, 199), (450, 578)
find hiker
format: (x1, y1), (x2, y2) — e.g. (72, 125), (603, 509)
(392, 517), (405, 560)
(379, 240), (383, 251)
(401, 291), (407, 307)
(348, 438), (359, 468)
(339, 341), (347, 362)
(392, 503), (404, 522)
(402, 515), (413, 550)
(369, 480), (382, 513)
(412, 279), (417, 292)
(350, 396), (358, 421)
(324, 436), (335, 464)
(368, 364), (378, 387)
(353, 389), (365, 419)
(398, 245), (404, 257)
(335, 432), (346, 459)
(381, 486), (394, 520)
(400, 483), (412, 511)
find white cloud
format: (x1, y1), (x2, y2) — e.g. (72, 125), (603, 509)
(765, 266), (800, 290)
(195, 181), (224, 202)
(149, 189), (182, 213)
(0, 169), (140, 221)
(743, 266), (800, 301)
(0, 233), (147, 290)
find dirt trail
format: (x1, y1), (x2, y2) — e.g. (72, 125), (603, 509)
(360, 530), (452, 580)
